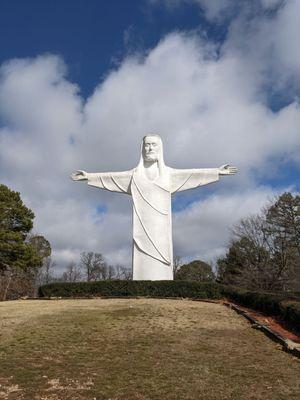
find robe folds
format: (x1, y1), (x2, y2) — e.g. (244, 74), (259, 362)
(87, 167), (219, 280)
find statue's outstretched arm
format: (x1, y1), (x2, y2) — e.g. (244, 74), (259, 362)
(70, 169), (133, 194)
(170, 165), (237, 193)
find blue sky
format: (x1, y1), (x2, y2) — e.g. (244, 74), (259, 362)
(0, 0), (299, 269)
(0, 0), (226, 98)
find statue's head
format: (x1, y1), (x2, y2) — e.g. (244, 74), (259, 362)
(142, 134), (162, 163)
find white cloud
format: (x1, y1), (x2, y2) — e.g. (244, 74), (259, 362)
(223, 0), (300, 96)
(173, 186), (282, 262)
(0, 0), (299, 272)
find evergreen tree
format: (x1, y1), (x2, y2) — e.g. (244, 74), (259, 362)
(175, 260), (214, 281)
(0, 184), (43, 299)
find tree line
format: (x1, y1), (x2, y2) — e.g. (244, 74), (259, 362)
(39, 252), (131, 287)
(217, 192), (300, 292)
(175, 193), (300, 292)
(173, 192), (300, 293)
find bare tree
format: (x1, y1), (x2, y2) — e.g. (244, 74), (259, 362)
(114, 264), (132, 280)
(35, 256), (57, 287)
(80, 252), (108, 281)
(0, 268), (33, 300)
(0, 267), (17, 300)
(173, 255), (183, 277)
(218, 193), (300, 291)
(61, 261), (82, 282)
(101, 265), (115, 280)
(264, 193), (300, 291)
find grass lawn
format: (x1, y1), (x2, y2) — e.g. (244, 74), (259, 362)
(0, 298), (299, 400)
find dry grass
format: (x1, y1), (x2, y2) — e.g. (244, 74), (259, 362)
(0, 298), (300, 400)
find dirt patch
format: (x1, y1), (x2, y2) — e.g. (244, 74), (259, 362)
(0, 377), (21, 400)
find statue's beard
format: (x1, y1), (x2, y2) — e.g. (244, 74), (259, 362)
(143, 153), (158, 162)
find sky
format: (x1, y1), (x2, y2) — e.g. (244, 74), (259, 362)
(0, 0), (299, 272)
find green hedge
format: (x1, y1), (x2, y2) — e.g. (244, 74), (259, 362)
(280, 301), (300, 327)
(221, 286), (286, 314)
(222, 285), (300, 328)
(38, 280), (223, 300)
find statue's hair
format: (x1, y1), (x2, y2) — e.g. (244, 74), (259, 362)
(142, 133), (161, 141)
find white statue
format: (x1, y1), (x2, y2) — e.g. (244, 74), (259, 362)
(71, 134), (237, 280)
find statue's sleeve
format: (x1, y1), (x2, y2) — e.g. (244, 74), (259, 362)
(170, 168), (219, 193)
(86, 170), (133, 194)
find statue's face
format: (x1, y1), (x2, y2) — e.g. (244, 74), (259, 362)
(143, 136), (161, 162)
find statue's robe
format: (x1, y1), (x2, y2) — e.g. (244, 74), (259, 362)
(87, 167), (219, 280)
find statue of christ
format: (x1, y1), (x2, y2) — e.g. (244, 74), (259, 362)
(71, 134), (237, 280)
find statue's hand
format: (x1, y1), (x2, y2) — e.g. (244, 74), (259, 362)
(70, 170), (88, 181)
(218, 164), (238, 175)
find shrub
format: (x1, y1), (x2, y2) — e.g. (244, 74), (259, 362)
(221, 285), (300, 328)
(38, 280), (223, 300)
(280, 301), (300, 326)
